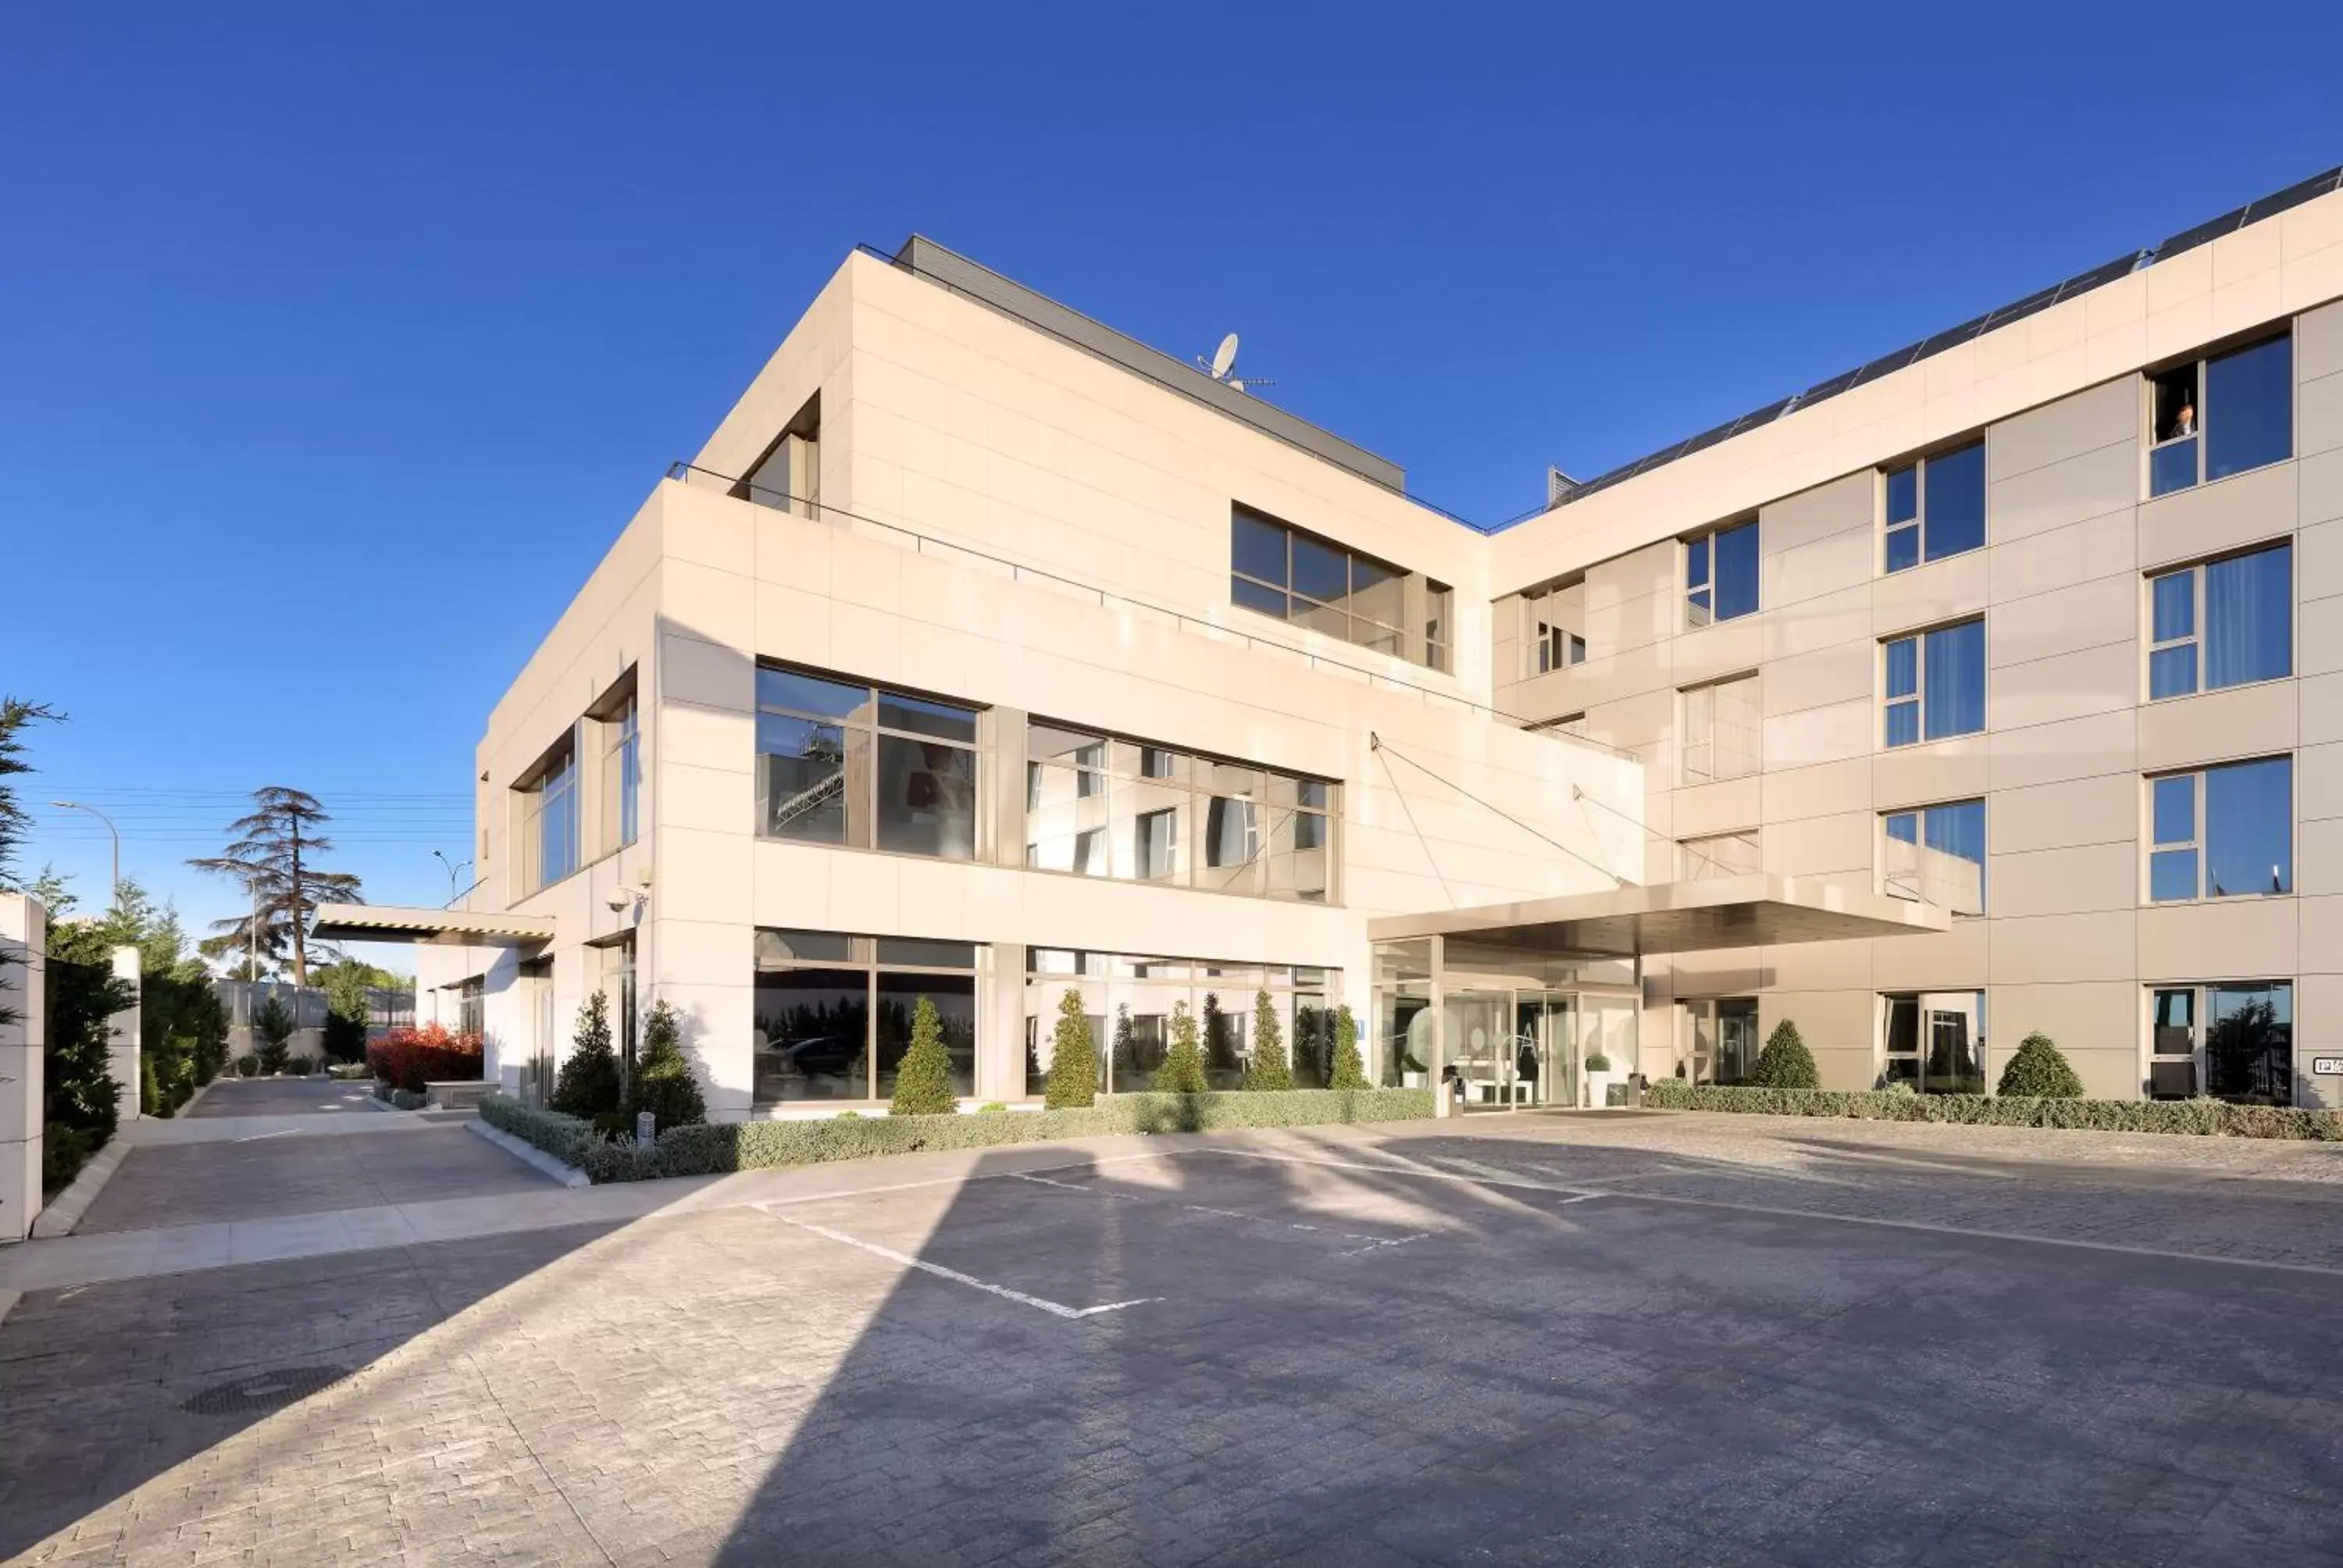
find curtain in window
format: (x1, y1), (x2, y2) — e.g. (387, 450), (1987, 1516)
(2204, 545), (2291, 690)
(1924, 622), (1985, 739)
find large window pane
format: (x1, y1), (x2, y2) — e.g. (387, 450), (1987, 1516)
(758, 667), (871, 722)
(1713, 520), (1760, 621)
(1230, 576), (1288, 618)
(1922, 800), (1987, 914)
(2206, 982), (2292, 1105)
(1290, 535), (1348, 604)
(2203, 544), (2291, 690)
(759, 715), (862, 845)
(1923, 442), (1985, 559)
(876, 973), (976, 1101)
(1231, 511), (1289, 585)
(1924, 621), (1985, 739)
(874, 736), (976, 859)
(2205, 335), (2292, 481)
(753, 969), (869, 1103)
(1196, 796), (1263, 894)
(2204, 757), (2291, 898)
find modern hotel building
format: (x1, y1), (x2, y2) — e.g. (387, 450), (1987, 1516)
(329, 166), (2343, 1114)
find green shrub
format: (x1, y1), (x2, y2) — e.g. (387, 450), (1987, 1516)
(1328, 1003), (1370, 1091)
(1043, 988), (1098, 1109)
(977, 1101), (1009, 1114)
(234, 1052), (259, 1078)
(550, 990), (622, 1117)
(566, 1088), (1438, 1183)
(41, 1123), (97, 1196)
(480, 1094), (594, 1164)
(890, 995), (958, 1115)
(1749, 1020), (1820, 1089)
(253, 995), (293, 1074)
(1109, 1003), (1136, 1090)
(1997, 1032), (2084, 1098)
(286, 1055), (316, 1077)
(140, 1053), (162, 1119)
(629, 1000), (706, 1131)
(1585, 1050), (1612, 1072)
(1640, 1080), (2343, 1139)
(1244, 988), (1295, 1092)
(1154, 1000), (1207, 1093)
(590, 1110), (634, 1139)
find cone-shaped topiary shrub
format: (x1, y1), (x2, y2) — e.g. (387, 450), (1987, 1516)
(1044, 988), (1099, 1108)
(1328, 1003), (1370, 1090)
(890, 995), (958, 1115)
(629, 999), (706, 1130)
(1243, 988), (1295, 1091)
(551, 990), (623, 1117)
(1997, 1032), (2084, 1098)
(1749, 1019), (1819, 1089)
(1110, 1003), (1136, 1092)
(1154, 999), (1208, 1093)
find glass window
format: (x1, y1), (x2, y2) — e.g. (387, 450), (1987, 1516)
(1882, 800), (1985, 914)
(1881, 990), (1984, 1094)
(2153, 981), (2294, 1106)
(2147, 543), (2290, 700)
(1882, 620), (1984, 747)
(1685, 519), (1757, 626)
(2149, 757), (2291, 902)
(1523, 579), (1589, 677)
(1681, 673), (1760, 784)
(1883, 440), (1985, 572)
(1229, 505), (1437, 669)
(2206, 334), (2294, 481)
(1028, 719), (1336, 904)
(2149, 334), (2291, 495)
(518, 741), (580, 896)
(758, 665), (979, 861)
(754, 928), (981, 1107)
(1025, 948), (1334, 1097)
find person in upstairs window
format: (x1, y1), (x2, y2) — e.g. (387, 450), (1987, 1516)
(2168, 392), (2196, 442)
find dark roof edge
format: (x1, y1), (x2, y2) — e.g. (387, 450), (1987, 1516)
(872, 236), (1408, 495)
(1535, 162), (2343, 518)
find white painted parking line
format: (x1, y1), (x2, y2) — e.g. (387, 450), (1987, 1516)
(758, 1207), (1157, 1320)
(1205, 1146), (1609, 1201)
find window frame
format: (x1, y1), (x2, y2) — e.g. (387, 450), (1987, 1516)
(2142, 539), (2293, 702)
(2145, 330), (2294, 498)
(754, 663), (983, 861)
(1879, 989), (1985, 1095)
(752, 928), (979, 1107)
(1880, 618), (1985, 749)
(1679, 671), (1761, 786)
(2145, 755), (2294, 904)
(1881, 799), (1988, 915)
(1880, 437), (1986, 574)
(2145, 980), (2295, 1106)
(515, 732), (582, 898)
(1521, 577), (1589, 678)
(1023, 718), (1339, 905)
(1229, 505), (1437, 671)
(1683, 517), (1759, 629)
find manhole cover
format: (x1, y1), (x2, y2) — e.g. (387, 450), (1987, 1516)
(181, 1366), (348, 1416)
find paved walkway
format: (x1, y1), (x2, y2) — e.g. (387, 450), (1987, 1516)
(183, 1076), (383, 1118)
(3, 1113), (2341, 1565)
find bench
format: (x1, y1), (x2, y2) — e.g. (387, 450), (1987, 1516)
(426, 1079), (497, 1111)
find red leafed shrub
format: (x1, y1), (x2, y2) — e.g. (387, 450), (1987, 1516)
(366, 1024), (484, 1092)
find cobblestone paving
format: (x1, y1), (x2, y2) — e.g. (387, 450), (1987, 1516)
(3, 1118), (2341, 1566)
(77, 1127), (555, 1235)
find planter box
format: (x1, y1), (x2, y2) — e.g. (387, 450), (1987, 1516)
(426, 1080), (494, 1110)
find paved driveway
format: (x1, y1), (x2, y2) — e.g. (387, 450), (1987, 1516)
(2, 1112), (2340, 1566)
(183, 1078), (381, 1118)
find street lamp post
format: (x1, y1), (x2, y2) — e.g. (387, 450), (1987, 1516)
(51, 800), (119, 909)
(431, 850), (473, 907)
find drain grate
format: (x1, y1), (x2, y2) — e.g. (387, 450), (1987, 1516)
(181, 1365), (348, 1416)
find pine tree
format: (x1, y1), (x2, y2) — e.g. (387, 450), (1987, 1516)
(187, 786), (365, 989)
(1201, 991), (1239, 1084)
(1750, 1019), (1820, 1089)
(551, 989), (623, 1117)
(1328, 1003), (1371, 1090)
(629, 999), (707, 1129)
(1154, 999), (1207, 1094)
(1109, 1003), (1136, 1093)
(1243, 988), (1294, 1091)
(1997, 1032), (2084, 1098)
(253, 994), (294, 1073)
(1044, 988), (1098, 1108)
(890, 995), (958, 1115)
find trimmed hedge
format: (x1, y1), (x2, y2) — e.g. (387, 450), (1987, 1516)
(1643, 1080), (2343, 1139)
(367, 1024), (484, 1092)
(481, 1087), (1434, 1184)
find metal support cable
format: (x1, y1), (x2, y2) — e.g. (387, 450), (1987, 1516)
(1368, 732), (1628, 889)
(1372, 743), (1458, 910)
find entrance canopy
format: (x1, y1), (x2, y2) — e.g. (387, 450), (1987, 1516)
(309, 903), (555, 948)
(1368, 873), (1948, 958)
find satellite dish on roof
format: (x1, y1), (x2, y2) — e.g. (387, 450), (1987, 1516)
(1197, 331), (1275, 395)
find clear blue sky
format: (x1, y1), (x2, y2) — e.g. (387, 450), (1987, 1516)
(5, 2), (2338, 964)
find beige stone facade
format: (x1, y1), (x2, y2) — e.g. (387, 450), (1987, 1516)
(426, 173), (2343, 1114)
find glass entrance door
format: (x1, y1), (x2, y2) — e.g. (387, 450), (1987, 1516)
(1580, 995), (1638, 1107)
(1520, 993), (1576, 1107)
(1446, 990), (1513, 1110)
